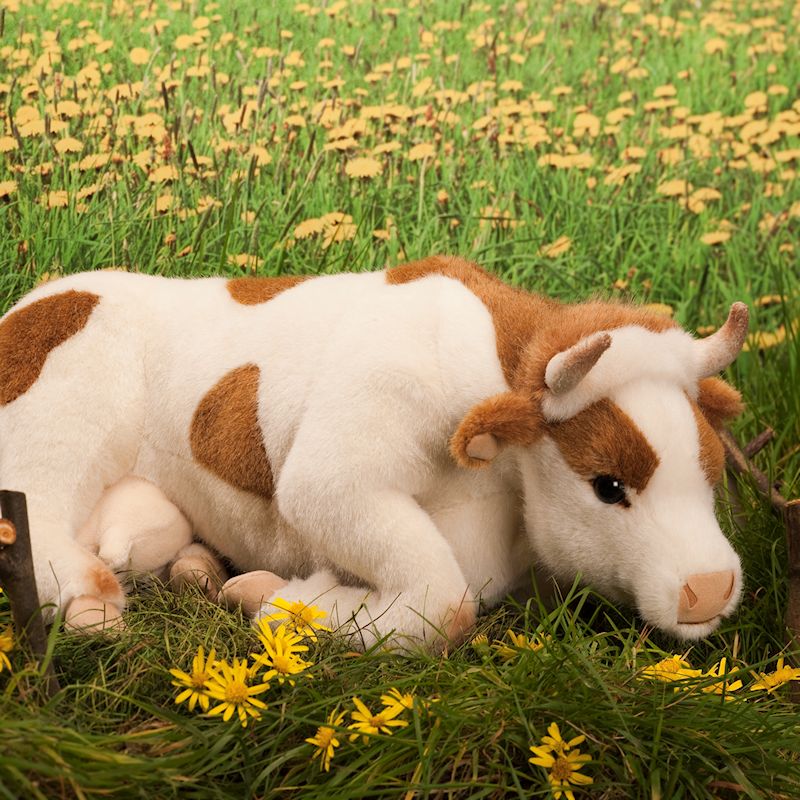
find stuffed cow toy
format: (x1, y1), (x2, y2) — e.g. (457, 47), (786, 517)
(0, 256), (747, 647)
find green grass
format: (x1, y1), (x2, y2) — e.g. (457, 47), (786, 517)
(1, 0), (799, 796)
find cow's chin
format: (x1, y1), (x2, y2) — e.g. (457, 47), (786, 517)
(663, 617), (724, 641)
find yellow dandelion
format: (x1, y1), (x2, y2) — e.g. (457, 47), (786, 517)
(227, 253), (264, 270)
(529, 723), (593, 799)
(750, 657), (800, 693)
(657, 179), (693, 197)
(345, 157), (382, 179)
(380, 687), (415, 715)
(129, 47), (150, 65)
(701, 231), (731, 246)
(0, 626), (14, 674)
(169, 645), (218, 712)
(252, 623), (312, 686)
(0, 181), (18, 199)
(260, 597), (331, 640)
(0, 136), (18, 153)
(407, 142), (436, 161)
(149, 165), (179, 183)
(41, 190), (69, 208)
(348, 696), (409, 743)
(306, 708), (346, 772)
(204, 658), (270, 728)
(55, 137), (83, 154)
(700, 657), (743, 699)
(639, 655), (701, 683)
(538, 236), (571, 258)
(294, 218), (326, 239)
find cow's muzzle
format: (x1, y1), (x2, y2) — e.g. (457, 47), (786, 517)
(676, 570), (736, 624)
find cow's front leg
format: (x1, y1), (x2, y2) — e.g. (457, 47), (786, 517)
(272, 481), (477, 651)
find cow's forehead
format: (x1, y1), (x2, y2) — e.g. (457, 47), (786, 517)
(546, 398), (660, 492)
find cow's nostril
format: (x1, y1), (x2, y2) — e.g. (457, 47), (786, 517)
(677, 569), (736, 624)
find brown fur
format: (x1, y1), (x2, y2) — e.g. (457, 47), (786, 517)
(88, 564), (125, 605)
(387, 256), (678, 392)
(690, 401), (726, 485)
(547, 399), (660, 493)
(696, 377), (744, 430)
(227, 276), (308, 306)
(0, 290), (100, 406)
(450, 392), (544, 468)
(190, 364), (275, 497)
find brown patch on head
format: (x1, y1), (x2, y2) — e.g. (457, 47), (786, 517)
(0, 290), (100, 406)
(450, 392), (543, 468)
(227, 276), (308, 306)
(548, 399), (659, 493)
(696, 377), (744, 430)
(190, 364), (274, 497)
(387, 256), (679, 394)
(690, 400), (726, 485)
(87, 564), (125, 606)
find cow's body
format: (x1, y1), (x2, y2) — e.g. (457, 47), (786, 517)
(0, 257), (747, 646)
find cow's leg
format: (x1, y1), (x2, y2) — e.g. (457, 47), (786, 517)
(169, 542), (229, 600)
(0, 287), (146, 623)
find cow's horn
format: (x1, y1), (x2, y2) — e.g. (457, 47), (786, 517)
(695, 302), (749, 378)
(544, 332), (612, 396)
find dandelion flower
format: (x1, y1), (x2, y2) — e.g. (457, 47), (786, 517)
(380, 687), (415, 715)
(260, 597), (330, 639)
(0, 136), (18, 153)
(750, 657), (800, 693)
(538, 236), (571, 258)
(700, 657), (743, 698)
(529, 723), (593, 799)
(252, 623), (312, 685)
(345, 157), (382, 179)
(0, 626), (14, 674)
(205, 657), (271, 728)
(348, 696), (409, 742)
(169, 645), (218, 712)
(407, 142), (435, 161)
(0, 181), (18, 199)
(129, 47), (150, 65)
(306, 708), (346, 771)
(701, 231), (731, 246)
(657, 179), (693, 197)
(639, 655), (701, 683)
(294, 218), (326, 239)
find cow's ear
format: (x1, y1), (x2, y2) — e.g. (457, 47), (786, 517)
(696, 377), (744, 430)
(450, 393), (543, 468)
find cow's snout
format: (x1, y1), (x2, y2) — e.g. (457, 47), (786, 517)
(676, 570), (735, 624)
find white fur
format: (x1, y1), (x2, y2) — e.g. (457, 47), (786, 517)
(0, 271), (742, 645)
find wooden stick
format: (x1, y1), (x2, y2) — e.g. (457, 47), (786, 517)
(0, 491), (59, 696)
(720, 428), (786, 513)
(785, 500), (800, 691)
(743, 427), (774, 459)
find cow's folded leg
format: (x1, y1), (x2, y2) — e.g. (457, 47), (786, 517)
(218, 570), (288, 616)
(274, 482), (477, 651)
(168, 542), (229, 600)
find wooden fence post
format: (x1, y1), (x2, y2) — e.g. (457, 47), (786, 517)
(0, 490), (59, 696)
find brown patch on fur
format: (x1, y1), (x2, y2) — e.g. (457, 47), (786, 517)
(190, 364), (274, 497)
(696, 377), (744, 430)
(88, 564), (125, 606)
(451, 392), (543, 467)
(690, 400), (726, 485)
(387, 256), (678, 392)
(548, 399), (660, 492)
(0, 290), (100, 406)
(227, 276), (308, 305)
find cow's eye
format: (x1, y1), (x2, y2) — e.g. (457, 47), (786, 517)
(591, 475), (628, 505)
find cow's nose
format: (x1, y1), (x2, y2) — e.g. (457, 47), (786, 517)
(677, 570), (735, 624)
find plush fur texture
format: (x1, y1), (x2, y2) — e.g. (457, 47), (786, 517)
(0, 258), (747, 647)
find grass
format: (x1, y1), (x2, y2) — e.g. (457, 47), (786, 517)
(1, 0), (799, 796)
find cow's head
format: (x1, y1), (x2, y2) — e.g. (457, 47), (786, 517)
(452, 303), (748, 639)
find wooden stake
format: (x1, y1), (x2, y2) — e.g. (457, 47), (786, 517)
(0, 491), (59, 696)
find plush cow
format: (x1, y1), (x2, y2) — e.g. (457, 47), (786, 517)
(0, 256), (747, 645)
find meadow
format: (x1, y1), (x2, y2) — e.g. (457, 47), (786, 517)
(1, 0), (799, 796)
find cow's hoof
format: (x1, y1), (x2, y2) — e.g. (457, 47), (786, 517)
(65, 595), (125, 634)
(218, 571), (288, 616)
(169, 551), (227, 600)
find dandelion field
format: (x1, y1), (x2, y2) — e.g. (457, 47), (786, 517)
(1, 0), (799, 796)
